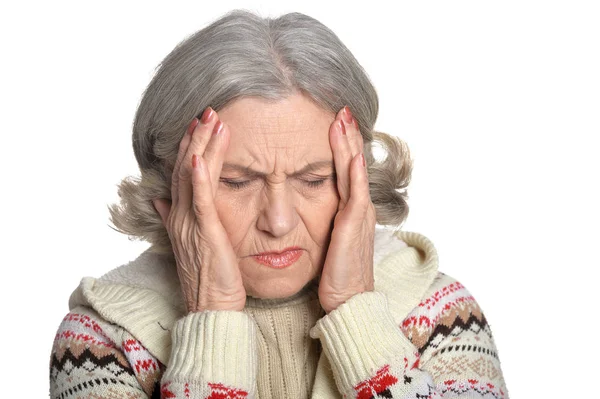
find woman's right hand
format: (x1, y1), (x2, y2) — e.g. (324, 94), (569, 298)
(153, 107), (247, 313)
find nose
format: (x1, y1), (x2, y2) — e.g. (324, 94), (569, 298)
(256, 183), (299, 238)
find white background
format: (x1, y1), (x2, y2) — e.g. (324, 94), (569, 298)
(2, 1), (598, 397)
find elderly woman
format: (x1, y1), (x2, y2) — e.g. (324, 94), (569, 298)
(49, 9), (508, 399)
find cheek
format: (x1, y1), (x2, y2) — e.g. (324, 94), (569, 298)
(214, 195), (252, 238)
(298, 190), (339, 234)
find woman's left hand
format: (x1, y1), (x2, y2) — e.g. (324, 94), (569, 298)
(318, 106), (377, 314)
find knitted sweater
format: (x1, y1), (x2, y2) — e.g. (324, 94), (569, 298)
(49, 228), (509, 398)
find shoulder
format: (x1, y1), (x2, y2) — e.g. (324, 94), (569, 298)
(419, 271), (478, 310)
(51, 306), (124, 352)
(400, 271), (495, 356)
(49, 305), (164, 398)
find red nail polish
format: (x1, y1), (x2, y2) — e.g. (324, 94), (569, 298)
(201, 107), (214, 124)
(339, 120), (346, 135)
(187, 118), (199, 135)
(213, 120), (223, 135)
(343, 106), (353, 124)
(192, 154), (198, 168)
(361, 153), (365, 167)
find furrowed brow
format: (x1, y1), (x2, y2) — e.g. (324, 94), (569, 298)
(221, 160), (335, 178)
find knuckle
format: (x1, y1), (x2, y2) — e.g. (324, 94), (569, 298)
(191, 170), (206, 189)
(194, 203), (217, 225)
(192, 195), (205, 213)
(193, 201), (209, 219)
(178, 162), (191, 180)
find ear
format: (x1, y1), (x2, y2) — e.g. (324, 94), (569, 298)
(152, 198), (172, 227)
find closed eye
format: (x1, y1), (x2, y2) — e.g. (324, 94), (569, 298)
(220, 179), (251, 190)
(220, 178), (330, 190)
(304, 179), (326, 188)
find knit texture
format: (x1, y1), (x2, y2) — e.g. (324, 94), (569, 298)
(49, 228), (509, 398)
(243, 280), (325, 398)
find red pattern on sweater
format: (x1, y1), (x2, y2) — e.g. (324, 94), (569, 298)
(401, 295), (476, 329)
(161, 382), (177, 398)
(53, 313), (115, 349)
(418, 281), (465, 309)
(441, 378), (506, 398)
(207, 382), (249, 398)
(354, 364), (398, 399)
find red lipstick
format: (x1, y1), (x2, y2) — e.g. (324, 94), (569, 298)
(252, 247), (303, 269)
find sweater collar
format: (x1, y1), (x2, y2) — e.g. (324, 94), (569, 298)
(68, 227), (439, 365)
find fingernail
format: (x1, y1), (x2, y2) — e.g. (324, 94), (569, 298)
(192, 154), (198, 168)
(361, 153), (366, 167)
(213, 120), (223, 135)
(187, 118), (199, 135)
(343, 106), (353, 124)
(201, 107), (214, 124)
(339, 120), (346, 135)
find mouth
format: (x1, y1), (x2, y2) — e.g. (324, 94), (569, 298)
(252, 248), (303, 269)
(255, 246), (302, 256)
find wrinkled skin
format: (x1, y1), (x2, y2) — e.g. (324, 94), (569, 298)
(153, 93), (376, 313)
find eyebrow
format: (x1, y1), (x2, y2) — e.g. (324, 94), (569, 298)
(221, 160), (335, 178)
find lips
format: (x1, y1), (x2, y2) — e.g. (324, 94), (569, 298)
(252, 249), (303, 269)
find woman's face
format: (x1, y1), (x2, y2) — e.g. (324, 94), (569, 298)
(215, 93), (340, 299)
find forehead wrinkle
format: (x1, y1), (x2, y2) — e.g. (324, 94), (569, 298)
(244, 109), (317, 136)
(228, 134), (326, 176)
(223, 104), (333, 178)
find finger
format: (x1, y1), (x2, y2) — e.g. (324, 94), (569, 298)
(338, 106), (364, 157)
(337, 106), (364, 157)
(191, 154), (229, 239)
(346, 152), (370, 215)
(171, 117), (198, 206)
(191, 154), (242, 290)
(330, 117), (352, 204)
(203, 120), (229, 197)
(178, 108), (219, 213)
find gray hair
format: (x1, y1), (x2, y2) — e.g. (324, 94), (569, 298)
(108, 9), (413, 255)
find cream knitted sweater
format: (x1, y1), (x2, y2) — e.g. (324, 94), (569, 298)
(49, 227), (509, 398)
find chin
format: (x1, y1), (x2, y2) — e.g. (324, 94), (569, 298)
(245, 273), (320, 299)
(245, 281), (301, 299)
(241, 254), (320, 299)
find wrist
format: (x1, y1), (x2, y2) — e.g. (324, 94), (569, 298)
(189, 295), (247, 313)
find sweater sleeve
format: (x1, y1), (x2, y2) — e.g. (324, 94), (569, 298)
(309, 272), (509, 398)
(160, 310), (258, 398)
(49, 305), (259, 399)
